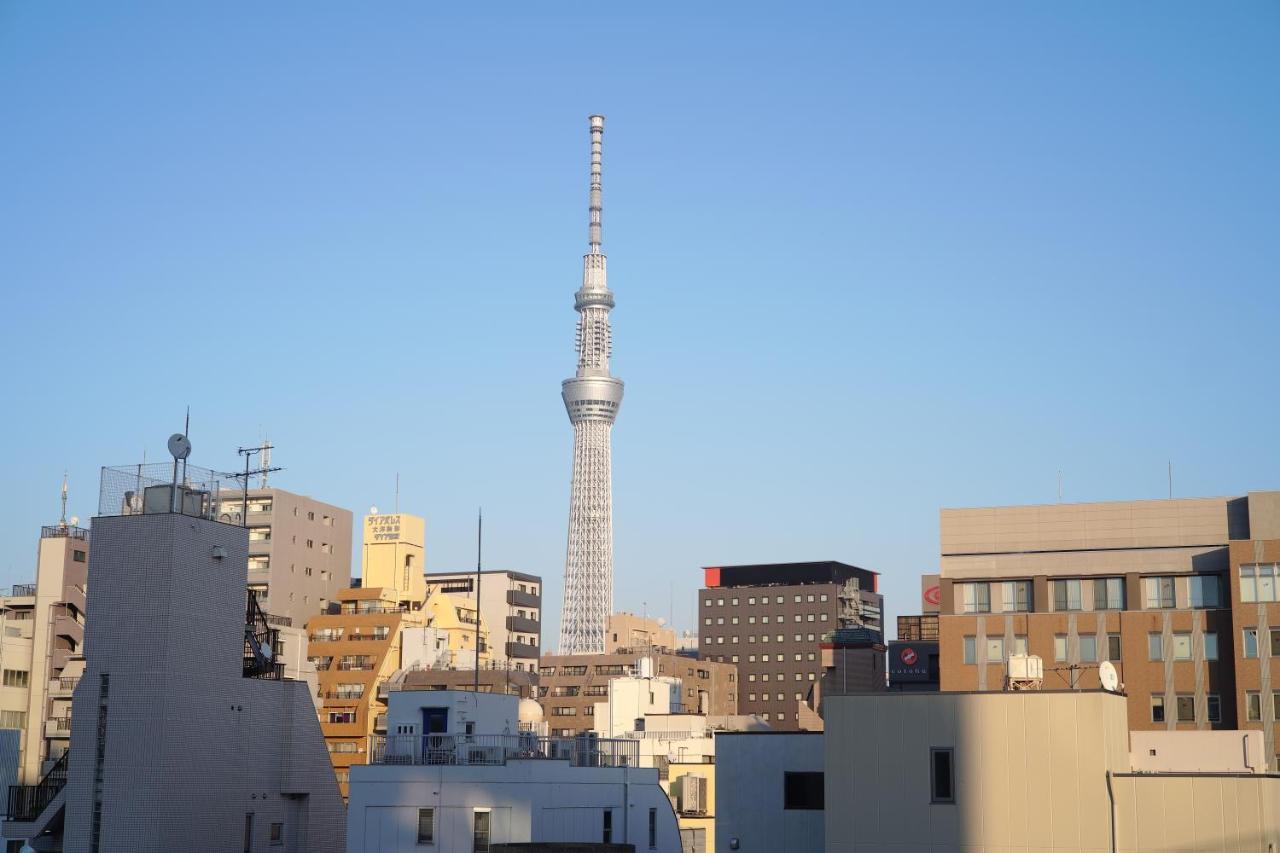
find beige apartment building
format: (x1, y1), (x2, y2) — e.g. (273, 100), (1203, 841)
(424, 569), (543, 669)
(606, 611), (675, 653)
(938, 490), (1280, 764)
(0, 519), (88, 789)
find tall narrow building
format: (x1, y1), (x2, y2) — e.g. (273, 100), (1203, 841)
(559, 115), (624, 655)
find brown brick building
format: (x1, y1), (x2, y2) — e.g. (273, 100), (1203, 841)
(536, 649), (737, 735)
(698, 561), (883, 730)
(937, 491), (1280, 765)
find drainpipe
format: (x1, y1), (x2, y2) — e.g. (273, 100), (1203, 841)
(1105, 770), (1117, 853)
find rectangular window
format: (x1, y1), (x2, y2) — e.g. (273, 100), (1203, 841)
(1000, 580), (1032, 612)
(1151, 695), (1165, 723)
(416, 809), (435, 843)
(1144, 576), (1175, 609)
(962, 636), (976, 665)
(1244, 628), (1259, 659)
(648, 808), (657, 849)
(473, 811), (491, 853)
(2, 669), (29, 689)
(602, 809), (613, 843)
(1092, 577), (1125, 610)
(1247, 692), (1262, 722)
(960, 582), (991, 614)
(985, 637), (1004, 663)
(1148, 633), (1163, 661)
(1241, 564), (1280, 603)
(1204, 633), (1219, 661)
(1188, 575), (1222, 608)
(783, 771), (824, 810)
(930, 748), (955, 804)
(1176, 695), (1195, 723)
(1173, 633), (1192, 661)
(1012, 635), (1028, 656)
(1271, 628), (1280, 657)
(73, 549), (87, 563)
(1052, 579), (1082, 611)
(1054, 635), (1067, 662)
(1079, 635), (1098, 662)
(1207, 695), (1221, 724)
(1107, 634), (1122, 661)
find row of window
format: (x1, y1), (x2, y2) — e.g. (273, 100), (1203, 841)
(745, 652), (818, 663)
(1151, 694), (1222, 723)
(704, 625), (829, 646)
(962, 632), (1223, 664)
(1241, 564), (1280, 603)
(706, 594), (831, 607)
(706, 613), (831, 627)
(745, 672), (817, 683)
(958, 575), (1224, 614)
(748, 691), (808, 704)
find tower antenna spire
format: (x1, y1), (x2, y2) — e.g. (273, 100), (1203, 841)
(59, 471), (69, 528)
(588, 115), (604, 254)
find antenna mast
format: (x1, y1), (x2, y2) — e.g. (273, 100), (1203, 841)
(473, 508), (483, 694)
(234, 444), (283, 527)
(59, 472), (69, 529)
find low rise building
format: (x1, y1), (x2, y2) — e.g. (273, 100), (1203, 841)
(424, 570), (543, 670)
(715, 731), (825, 853)
(347, 689), (683, 852)
(607, 611), (675, 653)
(823, 688), (1280, 852)
(537, 651), (738, 736)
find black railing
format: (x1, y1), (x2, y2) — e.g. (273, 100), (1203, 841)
(40, 526), (88, 541)
(7, 584), (36, 598)
(244, 591), (282, 680)
(7, 751), (67, 822)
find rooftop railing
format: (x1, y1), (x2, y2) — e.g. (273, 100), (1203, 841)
(40, 526), (88, 541)
(6, 584), (36, 598)
(368, 733), (638, 769)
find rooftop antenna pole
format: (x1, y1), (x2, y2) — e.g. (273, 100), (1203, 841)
(1168, 461), (1173, 499)
(59, 472), (69, 529)
(261, 439), (272, 488)
(474, 508), (483, 694)
(181, 407), (190, 485)
(236, 444), (283, 527)
(395, 473), (400, 514)
(1057, 470), (1063, 503)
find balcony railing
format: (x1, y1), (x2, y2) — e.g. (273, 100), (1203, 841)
(6, 751), (67, 822)
(6, 585), (36, 598)
(369, 733), (638, 769)
(337, 662), (375, 671)
(506, 589), (540, 609)
(347, 634), (390, 642)
(506, 641), (540, 659)
(48, 718), (71, 734)
(321, 691), (365, 701)
(506, 615), (541, 634)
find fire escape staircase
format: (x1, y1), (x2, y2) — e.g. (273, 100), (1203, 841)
(244, 591), (283, 680)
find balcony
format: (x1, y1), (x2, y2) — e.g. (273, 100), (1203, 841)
(45, 717), (71, 736)
(48, 677), (78, 698)
(369, 733), (637, 768)
(506, 641), (540, 659)
(506, 615), (540, 635)
(373, 714), (387, 733)
(507, 589), (540, 609)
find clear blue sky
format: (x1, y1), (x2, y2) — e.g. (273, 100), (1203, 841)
(2, 3), (1277, 642)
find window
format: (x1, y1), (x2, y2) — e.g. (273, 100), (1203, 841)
(1054, 635), (1068, 662)
(748, 597), (756, 605)
(820, 594), (828, 602)
(2, 669), (29, 688)
(1176, 695), (1195, 723)
(0, 710), (25, 728)
(648, 807), (657, 849)
(1241, 564), (1280, 603)
(1151, 695), (1165, 722)
(1144, 576), (1175, 609)
(328, 711), (356, 724)
(985, 637), (1004, 662)
(602, 809), (613, 843)
(1244, 628), (1259, 658)
(269, 822), (284, 845)
(1188, 575), (1222, 608)
(776, 596), (784, 604)
(1207, 695), (1221, 724)
(960, 582), (991, 614)
(1107, 634), (1122, 661)
(1012, 635), (1028, 656)
(930, 748), (955, 804)
(962, 636), (976, 664)
(1204, 633), (1219, 661)
(1093, 577), (1125, 610)
(794, 595), (801, 603)
(783, 771), (824, 810)
(1172, 633), (1192, 661)
(732, 598), (739, 606)
(1274, 692), (1280, 722)
(1000, 580), (1032, 612)
(1148, 633), (1163, 661)
(1247, 692), (1262, 722)
(1271, 628), (1280, 657)
(73, 549), (86, 563)
(473, 811), (491, 853)
(1052, 579), (1082, 611)
(1079, 635), (1098, 662)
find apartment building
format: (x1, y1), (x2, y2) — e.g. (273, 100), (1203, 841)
(606, 611), (675, 652)
(536, 651), (738, 736)
(423, 570), (542, 670)
(217, 486), (353, 626)
(699, 561), (882, 730)
(937, 491), (1280, 762)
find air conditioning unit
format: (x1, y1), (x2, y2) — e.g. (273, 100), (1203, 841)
(677, 773), (707, 815)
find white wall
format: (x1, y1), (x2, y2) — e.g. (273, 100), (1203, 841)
(386, 689), (518, 736)
(715, 732), (825, 853)
(594, 676), (681, 737)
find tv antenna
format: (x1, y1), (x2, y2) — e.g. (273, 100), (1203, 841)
(229, 443), (282, 528)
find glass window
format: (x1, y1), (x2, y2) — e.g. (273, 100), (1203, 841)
(1176, 695), (1195, 723)
(1204, 633), (1219, 661)
(417, 808), (435, 844)
(1188, 575), (1222, 608)
(649, 808), (657, 849)
(1247, 692), (1262, 722)
(1052, 579), (1082, 611)
(985, 637), (1004, 662)
(1000, 580), (1032, 613)
(1207, 695), (1221, 724)
(1013, 635), (1028, 656)
(1151, 695), (1165, 723)
(1079, 635), (1098, 662)
(1054, 635), (1067, 662)
(1271, 628), (1280, 657)
(1148, 633), (1163, 661)
(1244, 628), (1259, 659)
(1145, 577), (1175, 609)
(473, 812), (491, 853)
(930, 748), (955, 804)
(1092, 577), (1125, 610)
(963, 636), (976, 664)
(1173, 633), (1192, 660)
(1241, 564), (1280, 603)
(1107, 634), (1122, 661)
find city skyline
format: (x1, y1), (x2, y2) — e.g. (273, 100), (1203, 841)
(1, 4), (1278, 641)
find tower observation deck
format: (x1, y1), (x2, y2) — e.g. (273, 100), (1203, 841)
(558, 115), (623, 655)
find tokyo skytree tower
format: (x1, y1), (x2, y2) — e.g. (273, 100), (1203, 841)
(558, 115), (624, 655)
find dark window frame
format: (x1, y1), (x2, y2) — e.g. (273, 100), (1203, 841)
(930, 748), (955, 804)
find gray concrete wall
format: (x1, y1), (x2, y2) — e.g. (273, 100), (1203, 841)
(714, 732), (824, 853)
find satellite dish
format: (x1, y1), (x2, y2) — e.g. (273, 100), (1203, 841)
(656, 617), (667, 627)
(369, 505), (379, 515)
(68, 516), (79, 527)
(1099, 660), (1120, 693)
(167, 433), (192, 460)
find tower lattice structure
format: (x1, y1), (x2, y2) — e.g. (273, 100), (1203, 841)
(558, 115), (624, 655)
